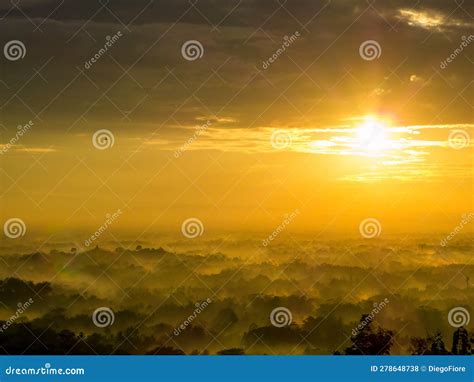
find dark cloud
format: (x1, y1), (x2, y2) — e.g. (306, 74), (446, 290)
(2, 0), (473, 28)
(1, 0), (472, 135)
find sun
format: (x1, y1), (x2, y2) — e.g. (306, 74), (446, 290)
(356, 116), (390, 154)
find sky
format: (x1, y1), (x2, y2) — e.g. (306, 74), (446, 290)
(0, 0), (473, 241)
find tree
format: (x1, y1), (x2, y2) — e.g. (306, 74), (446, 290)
(0, 323), (115, 355)
(409, 337), (431, 355)
(431, 330), (449, 355)
(452, 327), (470, 355)
(410, 331), (451, 355)
(344, 314), (393, 355)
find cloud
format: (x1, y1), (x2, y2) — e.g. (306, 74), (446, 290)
(14, 147), (57, 153)
(409, 74), (423, 83)
(0, 0), (472, 186)
(144, 121), (472, 151)
(397, 9), (472, 31)
(1, 0), (472, 133)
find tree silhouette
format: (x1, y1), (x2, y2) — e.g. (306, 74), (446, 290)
(0, 278), (51, 307)
(452, 327), (470, 355)
(344, 314), (393, 355)
(431, 330), (449, 355)
(410, 330), (451, 355)
(409, 336), (431, 355)
(0, 322), (115, 354)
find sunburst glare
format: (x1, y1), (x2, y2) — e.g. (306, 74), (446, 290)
(356, 116), (391, 155)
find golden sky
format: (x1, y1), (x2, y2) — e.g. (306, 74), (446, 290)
(0, 0), (472, 239)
